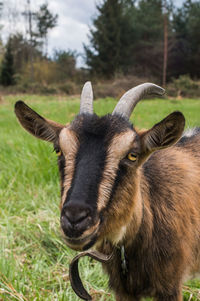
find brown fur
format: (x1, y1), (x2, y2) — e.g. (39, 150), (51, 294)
(97, 133), (200, 301)
(59, 127), (79, 207)
(14, 100), (200, 300)
(97, 131), (136, 212)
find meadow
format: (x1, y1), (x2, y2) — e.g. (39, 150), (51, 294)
(0, 94), (200, 301)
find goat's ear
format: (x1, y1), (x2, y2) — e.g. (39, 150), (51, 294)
(15, 101), (64, 142)
(139, 111), (185, 156)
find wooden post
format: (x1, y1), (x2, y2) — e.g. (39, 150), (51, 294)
(162, 0), (168, 88)
(163, 12), (168, 87)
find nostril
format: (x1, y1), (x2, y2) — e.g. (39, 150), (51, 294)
(61, 204), (93, 238)
(61, 215), (72, 230)
(65, 209), (90, 224)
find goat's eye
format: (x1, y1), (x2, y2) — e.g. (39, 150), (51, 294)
(54, 147), (62, 156)
(127, 152), (137, 161)
(56, 150), (62, 156)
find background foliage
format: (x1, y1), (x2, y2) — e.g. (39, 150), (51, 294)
(0, 0), (199, 96)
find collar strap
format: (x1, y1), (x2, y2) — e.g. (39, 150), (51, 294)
(120, 245), (128, 275)
(69, 250), (114, 300)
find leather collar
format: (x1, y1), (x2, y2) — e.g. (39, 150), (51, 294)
(69, 245), (127, 300)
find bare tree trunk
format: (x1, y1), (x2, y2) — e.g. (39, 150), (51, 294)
(45, 34), (48, 58)
(27, 0), (34, 81)
(162, 10), (168, 87)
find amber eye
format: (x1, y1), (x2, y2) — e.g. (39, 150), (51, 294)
(54, 148), (62, 156)
(56, 150), (62, 156)
(127, 152), (137, 161)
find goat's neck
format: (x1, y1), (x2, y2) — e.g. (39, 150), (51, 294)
(97, 167), (152, 253)
(124, 167), (153, 250)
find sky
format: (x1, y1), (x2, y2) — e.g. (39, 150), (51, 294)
(48, 0), (184, 65)
(48, 0), (97, 64)
(2, 0), (184, 66)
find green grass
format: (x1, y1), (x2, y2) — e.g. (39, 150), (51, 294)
(0, 95), (200, 300)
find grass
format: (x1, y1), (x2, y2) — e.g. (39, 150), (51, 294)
(0, 94), (200, 301)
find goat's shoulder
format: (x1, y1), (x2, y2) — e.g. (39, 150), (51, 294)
(176, 127), (200, 155)
(141, 130), (200, 221)
(142, 127), (200, 184)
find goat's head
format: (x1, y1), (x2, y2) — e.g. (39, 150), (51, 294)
(15, 82), (185, 251)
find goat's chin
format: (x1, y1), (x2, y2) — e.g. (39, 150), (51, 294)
(63, 223), (100, 251)
(64, 233), (98, 251)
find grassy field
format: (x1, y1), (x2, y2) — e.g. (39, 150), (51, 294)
(0, 94), (200, 301)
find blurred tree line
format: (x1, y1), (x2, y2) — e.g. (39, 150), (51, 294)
(85, 0), (200, 85)
(0, 0), (83, 92)
(0, 0), (199, 93)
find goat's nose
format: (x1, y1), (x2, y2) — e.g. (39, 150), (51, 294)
(65, 205), (90, 224)
(61, 202), (92, 238)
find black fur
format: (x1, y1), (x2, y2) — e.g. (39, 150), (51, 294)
(61, 113), (133, 210)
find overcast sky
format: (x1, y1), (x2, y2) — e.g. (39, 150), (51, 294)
(3, 0), (184, 65)
(48, 0), (184, 63)
(48, 0), (97, 64)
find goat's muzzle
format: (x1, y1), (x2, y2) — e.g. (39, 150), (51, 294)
(60, 202), (100, 251)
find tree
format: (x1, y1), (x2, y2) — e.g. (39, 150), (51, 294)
(130, 0), (165, 80)
(53, 49), (77, 80)
(162, 0), (174, 86)
(1, 38), (15, 86)
(9, 33), (42, 74)
(84, 0), (135, 77)
(84, 0), (177, 81)
(22, 0), (38, 81)
(35, 3), (58, 56)
(122, 0), (174, 83)
(0, 1), (3, 30)
(22, 1), (58, 80)
(172, 0), (200, 78)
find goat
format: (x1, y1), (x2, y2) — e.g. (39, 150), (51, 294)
(15, 82), (200, 301)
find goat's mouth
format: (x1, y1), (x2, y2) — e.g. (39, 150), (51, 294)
(62, 221), (100, 251)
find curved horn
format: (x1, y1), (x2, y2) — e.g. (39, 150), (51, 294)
(80, 81), (94, 114)
(112, 83), (165, 119)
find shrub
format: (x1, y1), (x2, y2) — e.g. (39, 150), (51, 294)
(167, 75), (200, 98)
(58, 81), (78, 95)
(93, 75), (152, 99)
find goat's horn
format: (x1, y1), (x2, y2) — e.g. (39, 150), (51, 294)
(112, 83), (165, 119)
(80, 81), (93, 114)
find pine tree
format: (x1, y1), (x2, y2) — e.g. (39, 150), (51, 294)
(172, 0), (200, 78)
(132, 0), (164, 79)
(1, 39), (15, 86)
(162, 0), (174, 86)
(84, 0), (135, 77)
